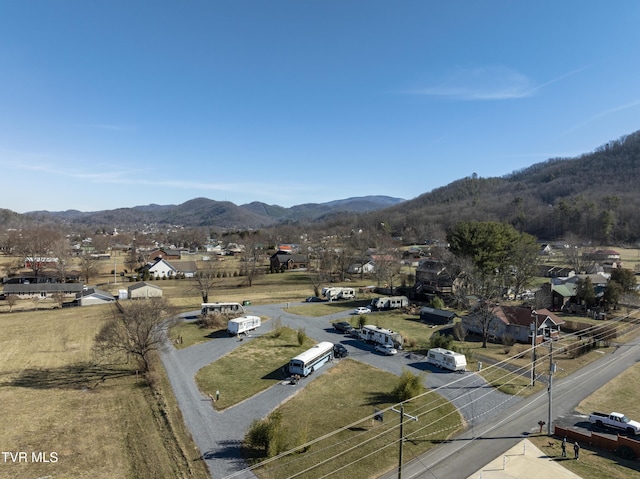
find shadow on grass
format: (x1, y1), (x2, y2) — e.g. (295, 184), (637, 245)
(363, 391), (398, 407)
(204, 329), (231, 339)
(262, 365), (289, 381)
(4, 362), (133, 390)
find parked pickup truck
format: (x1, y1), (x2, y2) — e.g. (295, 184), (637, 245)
(589, 412), (640, 435)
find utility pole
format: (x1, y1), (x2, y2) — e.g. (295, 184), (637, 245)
(391, 405), (418, 479)
(530, 322), (536, 386)
(548, 338), (555, 436)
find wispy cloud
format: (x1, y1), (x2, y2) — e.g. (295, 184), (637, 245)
(562, 98), (640, 135)
(0, 153), (312, 202)
(407, 65), (586, 101)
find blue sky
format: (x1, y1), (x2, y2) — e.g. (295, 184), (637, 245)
(1, 1), (639, 213)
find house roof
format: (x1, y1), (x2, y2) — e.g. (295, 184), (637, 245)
(171, 261), (198, 273)
(552, 284), (576, 297)
(271, 253), (307, 263)
(128, 281), (162, 291)
(4, 283), (84, 294)
(146, 258), (178, 272)
(488, 305), (565, 328)
(420, 307), (457, 319)
(78, 288), (116, 301)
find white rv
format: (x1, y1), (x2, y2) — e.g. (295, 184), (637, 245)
(322, 287), (356, 301)
(359, 324), (403, 349)
(370, 296), (409, 310)
(426, 348), (466, 372)
(227, 315), (261, 336)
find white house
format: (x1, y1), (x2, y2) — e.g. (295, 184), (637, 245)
(143, 258), (179, 279)
(347, 261), (375, 274)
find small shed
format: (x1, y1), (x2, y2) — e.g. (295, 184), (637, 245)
(77, 288), (116, 306)
(128, 282), (163, 299)
(420, 307), (457, 325)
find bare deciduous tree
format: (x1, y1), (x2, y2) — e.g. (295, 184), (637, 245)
(79, 255), (100, 286)
(192, 260), (221, 303)
(93, 297), (175, 373)
(11, 226), (64, 277)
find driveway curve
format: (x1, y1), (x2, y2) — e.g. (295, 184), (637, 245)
(160, 302), (519, 479)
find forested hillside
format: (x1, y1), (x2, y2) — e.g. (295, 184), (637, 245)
(4, 131), (640, 245)
(323, 131), (640, 244)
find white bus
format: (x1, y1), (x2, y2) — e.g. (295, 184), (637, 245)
(288, 342), (334, 377)
(201, 302), (246, 316)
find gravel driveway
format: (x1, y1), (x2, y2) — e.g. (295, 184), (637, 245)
(161, 303), (519, 478)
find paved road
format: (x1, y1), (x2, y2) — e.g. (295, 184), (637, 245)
(160, 303), (516, 479)
(378, 336), (640, 479)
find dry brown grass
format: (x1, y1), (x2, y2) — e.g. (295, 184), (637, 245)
(576, 361), (640, 418)
(529, 434), (640, 479)
(0, 305), (209, 479)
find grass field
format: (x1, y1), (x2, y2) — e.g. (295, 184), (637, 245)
(0, 306), (209, 479)
(2, 248), (640, 478)
(247, 359), (464, 479)
(195, 326), (312, 409)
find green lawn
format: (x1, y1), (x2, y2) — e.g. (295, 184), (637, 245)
(248, 359), (464, 479)
(196, 326), (314, 409)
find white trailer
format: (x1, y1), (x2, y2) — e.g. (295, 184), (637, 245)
(370, 296), (409, 310)
(227, 315), (261, 335)
(359, 324), (403, 349)
(426, 348), (466, 372)
(322, 287), (356, 301)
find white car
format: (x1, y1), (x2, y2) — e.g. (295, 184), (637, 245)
(375, 344), (398, 355)
(354, 307), (371, 315)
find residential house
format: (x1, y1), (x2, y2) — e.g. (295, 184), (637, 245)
(149, 248), (181, 262)
(585, 249), (621, 262)
(269, 252), (308, 272)
(462, 305), (565, 344)
(140, 258), (179, 279)
(128, 282), (163, 299)
(415, 258), (454, 295)
(172, 260), (198, 278)
(539, 243), (553, 255)
(3, 282), (84, 300)
(347, 261), (375, 275)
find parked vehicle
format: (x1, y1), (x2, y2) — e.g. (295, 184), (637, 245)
(227, 315), (261, 335)
(370, 296), (409, 310)
(426, 348), (467, 372)
(375, 344), (397, 355)
(201, 302), (246, 316)
(589, 412), (640, 435)
(359, 324), (403, 349)
(333, 321), (354, 333)
(322, 287), (356, 301)
(333, 344), (349, 358)
(305, 296), (323, 302)
(288, 342), (334, 377)
(354, 306), (371, 315)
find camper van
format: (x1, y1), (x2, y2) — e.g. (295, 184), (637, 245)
(426, 348), (466, 372)
(227, 315), (261, 336)
(201, 302), (246, 316)
(321, 287), (356, 301)
(359, 324), (403, 349)
(370, 296), (409, 310)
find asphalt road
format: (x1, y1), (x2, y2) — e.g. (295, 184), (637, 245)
(160, 303), (640, 479)
(378, 337), (640, 479)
